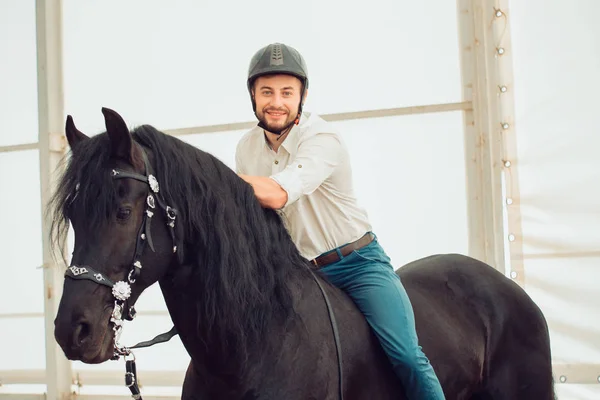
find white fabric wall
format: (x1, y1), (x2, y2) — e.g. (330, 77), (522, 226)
(0, 0), (46, 373)
(58, 0), (469, 388)
(509, 1), (600, 399)
(1, 0), (468, 396)
(1, 0), (598, 398)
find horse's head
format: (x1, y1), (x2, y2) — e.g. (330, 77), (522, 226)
(53, 108), (178, 363)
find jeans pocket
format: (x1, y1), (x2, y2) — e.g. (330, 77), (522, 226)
(351, 249), (380, 263)
(352, 241), (392, 266)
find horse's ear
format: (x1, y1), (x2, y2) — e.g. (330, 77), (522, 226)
(65, 115), (89, 151)
(101, 107), (134, 162)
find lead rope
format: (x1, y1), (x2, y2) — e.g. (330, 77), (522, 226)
(117, 326), (179, 400)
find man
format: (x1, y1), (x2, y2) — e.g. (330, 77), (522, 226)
(235, 42), (445, 400)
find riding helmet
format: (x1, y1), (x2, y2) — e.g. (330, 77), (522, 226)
(247, 43), (309, 126)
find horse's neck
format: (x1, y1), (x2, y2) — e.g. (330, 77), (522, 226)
(157, 263), (297, 384)
(157, 259), (360, 397)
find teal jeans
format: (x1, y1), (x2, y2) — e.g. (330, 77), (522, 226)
(319, 233), (445, 400)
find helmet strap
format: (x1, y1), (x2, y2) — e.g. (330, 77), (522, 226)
(295, 84), (306, 125)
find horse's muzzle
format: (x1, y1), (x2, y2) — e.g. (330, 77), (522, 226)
(54, 307), (114, 363)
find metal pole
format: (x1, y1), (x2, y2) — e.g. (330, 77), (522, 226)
(35, 0), (72, 398)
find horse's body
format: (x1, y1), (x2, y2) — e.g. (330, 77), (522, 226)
(51, 108), (555, 400)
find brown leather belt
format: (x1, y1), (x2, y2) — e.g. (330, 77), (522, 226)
(310, 232), (374, 269)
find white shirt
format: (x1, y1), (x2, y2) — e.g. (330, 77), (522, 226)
(235, 111), (372, 260)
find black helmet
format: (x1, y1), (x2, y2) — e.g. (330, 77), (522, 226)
(247, 43), (309, 133)
(247, 43), (309, 92)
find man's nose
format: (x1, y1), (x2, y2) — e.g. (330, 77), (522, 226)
(270, 93), (283, 107)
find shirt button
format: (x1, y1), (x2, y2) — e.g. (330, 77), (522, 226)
(274, 160), (279, 165)
(298, 164), (302, 168)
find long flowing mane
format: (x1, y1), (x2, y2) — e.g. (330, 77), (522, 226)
(50, 125), (314, 363)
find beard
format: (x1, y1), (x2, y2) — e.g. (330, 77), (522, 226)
(257, 107), (297, 135)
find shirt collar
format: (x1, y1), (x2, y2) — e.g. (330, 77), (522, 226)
(281, 112), (310, 156)
(254, 111), (310, 156)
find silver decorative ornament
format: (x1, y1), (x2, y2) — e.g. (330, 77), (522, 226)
(69, 265), (88, 276)
(147, 195), (156, 209)
(148, 175), (159, 193)
(111, 303), (123, 321)
(112, 281), (132, 301)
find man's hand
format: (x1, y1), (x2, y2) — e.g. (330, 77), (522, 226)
(238, 174), (288, 209)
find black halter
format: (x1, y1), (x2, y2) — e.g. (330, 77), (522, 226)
(63, 146), (180, 399)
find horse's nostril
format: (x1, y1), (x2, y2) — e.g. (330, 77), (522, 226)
(73, 320), (91, 348)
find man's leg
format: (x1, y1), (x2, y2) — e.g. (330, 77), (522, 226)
(320, 238), (445, 400)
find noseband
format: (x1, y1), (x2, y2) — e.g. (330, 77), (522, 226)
(63, 147), (179, 399)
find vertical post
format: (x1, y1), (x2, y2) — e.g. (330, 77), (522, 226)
(456, 0), (522, 283)
(490, 1), (525, 286)
(35, 0), (72, 398)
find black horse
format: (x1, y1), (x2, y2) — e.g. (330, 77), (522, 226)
(51, 108), (556, 399)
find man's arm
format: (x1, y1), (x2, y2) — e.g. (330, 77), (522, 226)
(238, 174), (288, 209)
(240, 131), (343, 210)
(236, 137), (286, 208)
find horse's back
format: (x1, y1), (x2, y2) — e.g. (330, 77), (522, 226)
(398, 253), (555, 399)
(398, 253), (549, 341)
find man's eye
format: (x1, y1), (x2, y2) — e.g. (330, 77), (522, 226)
(117, 208), (132, 221)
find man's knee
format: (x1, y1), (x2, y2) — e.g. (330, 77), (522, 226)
(383, 341), (432, 371)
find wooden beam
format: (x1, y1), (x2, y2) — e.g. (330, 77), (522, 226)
(3, 363), (598, 389)
(0, 142), (38, 153)
(163, 101), (473, 136)
(456, 0), (522, 283)
(35, 0), (72, 399)
(491, 0), (525, 286)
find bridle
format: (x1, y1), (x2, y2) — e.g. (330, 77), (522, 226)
(64, 147), (179, 399)
(62, 144), (345, 400)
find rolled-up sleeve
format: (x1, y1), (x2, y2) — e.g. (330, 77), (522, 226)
(270, 131), (343, 207)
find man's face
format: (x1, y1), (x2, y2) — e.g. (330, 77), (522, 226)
(252, 74), (304, 133)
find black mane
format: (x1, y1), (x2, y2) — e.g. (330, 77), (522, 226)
(50, 125), (313, 363)
(50, 133), (118, 251)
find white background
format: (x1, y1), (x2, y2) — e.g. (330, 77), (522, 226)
(0, 0), (598, 398)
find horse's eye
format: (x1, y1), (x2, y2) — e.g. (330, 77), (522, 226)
(117, 208), (132, 221)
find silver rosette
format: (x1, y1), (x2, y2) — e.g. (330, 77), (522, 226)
(112, 281), (132, 301)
